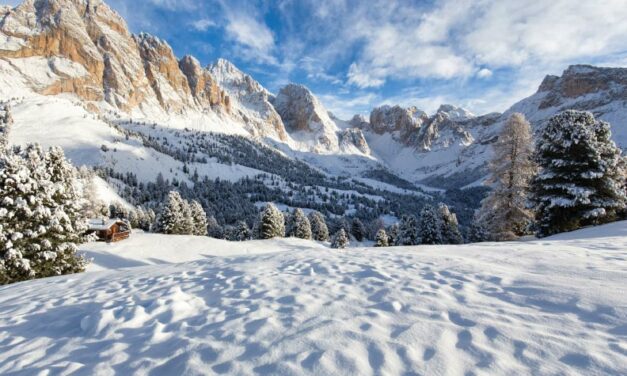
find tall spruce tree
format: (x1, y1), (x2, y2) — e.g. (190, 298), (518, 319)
(190, 200), (208, 236)
(397, 215), (419, 245)
(531, 110), (626, 237)
(257, 203), (285, 239)
(308, 211), (329, 241)
(351, 218), (366, 242)
(419, 205), (443, 245)
(288, 209), (312, 239)
(478, 113), (537, 240)
(0, 144), (88, 285)
(157, 191), (185, 234)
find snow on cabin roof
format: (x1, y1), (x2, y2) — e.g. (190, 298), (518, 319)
(88, 219), (126, 231)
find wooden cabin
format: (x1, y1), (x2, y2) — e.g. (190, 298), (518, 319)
(87, 219), (131, 243)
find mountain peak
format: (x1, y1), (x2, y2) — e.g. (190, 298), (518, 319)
(437, 104), (474, 120)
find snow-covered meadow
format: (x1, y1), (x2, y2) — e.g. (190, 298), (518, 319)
(0, 222), (626, 375)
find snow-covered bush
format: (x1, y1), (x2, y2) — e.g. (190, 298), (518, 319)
(190, 200), (208, 236)
(256, 203), (285, 239)
(375, 229), (389, 247)
(531, 111), (626, 237)
(331, 228), (349, 249)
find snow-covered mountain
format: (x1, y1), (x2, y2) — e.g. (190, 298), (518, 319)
(1, 0), (626, 206)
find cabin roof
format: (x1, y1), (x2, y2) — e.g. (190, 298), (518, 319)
(88, 218), (127, 231)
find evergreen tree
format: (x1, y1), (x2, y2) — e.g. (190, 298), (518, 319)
(0, 103), (12, 152)
(478, 113), (537, 240)
(530, 111), (626, 237)
(256, 203), (285, 239)
(387, 223), (400, 246)
(156, 191), (185, 234)
(331, 228), (349, 249)
(467, 219), (489, 243)
(419, 205), (443, 244)
(0, 144), (88, 285)
(179, 200), (195, 235)
(190, 200), (208, 236)
(308, 211), (329, 241)
(207, 216), (224, 239)
(397, 215), (419, 245)
(375, 228), (389, 247)
(351, 218), (366, 242)
(438, 203), (463, 244)
(288, 209), (312, 239)
(234, 221), (252, 241)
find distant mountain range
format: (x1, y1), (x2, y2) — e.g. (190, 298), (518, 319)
(1, 0), (625, 195)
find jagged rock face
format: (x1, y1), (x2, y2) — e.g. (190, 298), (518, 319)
(179, 55), (224, 109)
(0, 0), (232, 115)
(272, 83), (340, 152)
(209, 58), (287, 141)
(537, 65), (627, 110)
(369, 105), (428, 144)
(348, 114), (369, 129)
(339, 128), (370, 154)
(417, 111), (475, 151)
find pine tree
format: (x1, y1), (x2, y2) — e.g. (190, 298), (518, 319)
(397, 215), (419, 245)
(375, 228), (389, 247)
(156, 191), (184, 234)
(288, 208), (312, 239)
(467, 220), (489, 243)
(0, 144), (88, 284)
(256, 203), (285, 239)
(530, 110), (626, 237)
(179, 200), (195, 235)
(351, 218), (366, 242)
(234, 221), (252, 241)
(190, 200), (208, 236)
(0, 103), (12, 152)
(438, 203), (463, 244)
(308, 211), (329, 241)
(207, 216), (224, 239)
(478, 113), (537, 240)
(387, 223), (400, 246)
(331, 228), (349, 249)
(419, 205), (443, 244)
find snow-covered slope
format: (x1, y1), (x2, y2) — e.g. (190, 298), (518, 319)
(0, 222), (625, 375)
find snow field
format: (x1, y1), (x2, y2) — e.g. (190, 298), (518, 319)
(0, 222), (625, 375)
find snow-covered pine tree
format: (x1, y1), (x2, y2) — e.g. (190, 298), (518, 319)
(387, 223), (400, 246)
(0, 144), (88, 284)
(156, 191), (185, 234)
(257, 203), (285, 239)
(308, 211), (329, 241)
(190, 200), (208, 236)
(207, 216), (224, 239)
(438, 203), (463, 244)
(419, 205), (443, 244)
(289, 208), (312, 239)
(478, 113), (536, 240)
(397, 215), (419, 246)
(530, 110), (626, 237)
(375, 228), (389, 247)
(467, 218), (489, 243)
(331, 228), (349, 249)
(179, 200), (195, 235)
(0, 103), (12, 152)
(234, 221), (252, 241)
(351, 218), (366, 242)
(109, 202), (128, 220)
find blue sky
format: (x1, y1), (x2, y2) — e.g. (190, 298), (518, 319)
(7, 0), (627, 118)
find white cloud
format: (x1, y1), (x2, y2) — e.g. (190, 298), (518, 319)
(190, 18), (216, 32)
(476, 68), (493, 78)
(223, 13), (276, 64)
